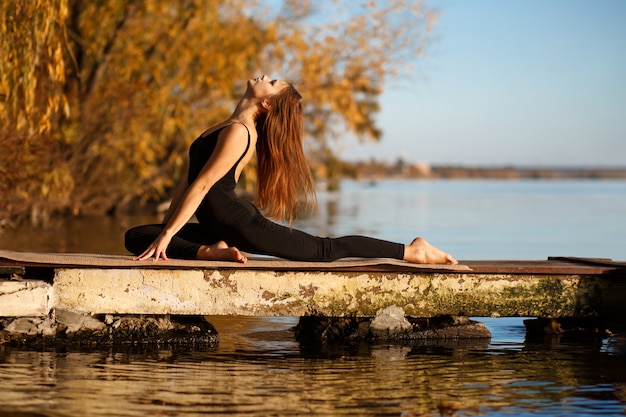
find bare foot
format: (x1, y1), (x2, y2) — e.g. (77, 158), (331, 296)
(197, 241), (247, 263)
(403, 237), (458, 265)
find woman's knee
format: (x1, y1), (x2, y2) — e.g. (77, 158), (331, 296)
(124, 224), (162, 254)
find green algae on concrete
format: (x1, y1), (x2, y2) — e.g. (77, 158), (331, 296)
(51, 268), (611, 318)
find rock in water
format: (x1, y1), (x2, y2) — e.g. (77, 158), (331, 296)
(370, 306), (412, 338)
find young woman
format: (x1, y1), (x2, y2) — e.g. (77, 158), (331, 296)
(125, 75), (457, 265)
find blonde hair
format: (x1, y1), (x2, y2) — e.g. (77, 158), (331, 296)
(256, 85), (316, 225)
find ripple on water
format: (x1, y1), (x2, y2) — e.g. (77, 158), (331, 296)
(1, 318), (626, 416)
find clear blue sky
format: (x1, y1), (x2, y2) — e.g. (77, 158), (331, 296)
(341, 0), (626, 167)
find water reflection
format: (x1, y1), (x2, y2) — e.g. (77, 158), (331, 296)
(1, 317), (625, 417)
(0, 215), (157, 255)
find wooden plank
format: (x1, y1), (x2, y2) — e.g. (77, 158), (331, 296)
(548, 256), (626, 267)
(458, 259), (624, 275)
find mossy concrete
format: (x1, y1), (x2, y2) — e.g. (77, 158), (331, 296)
(48, 268), (612, 318)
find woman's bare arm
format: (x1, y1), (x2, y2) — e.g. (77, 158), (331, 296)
(136, 123), (251, 260)
(162, 166), (189, 225)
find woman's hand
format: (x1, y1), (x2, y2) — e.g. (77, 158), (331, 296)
(134, 231), (173, 261)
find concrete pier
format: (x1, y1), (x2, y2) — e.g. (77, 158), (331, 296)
(46, 267), (618, 318)
(1, 251), (625, 344)
(0, 279), (52, 317)
(1, 258), (624, 320)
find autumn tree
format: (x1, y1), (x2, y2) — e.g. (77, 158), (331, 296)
(0, 0), (436, 226)
(0, 0), (70, 226)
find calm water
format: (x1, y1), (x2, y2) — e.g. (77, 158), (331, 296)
(1, 179), (626, 416)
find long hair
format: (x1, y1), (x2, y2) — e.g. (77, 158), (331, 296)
(256, 84), (316, 225)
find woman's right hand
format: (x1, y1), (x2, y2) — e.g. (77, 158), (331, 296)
(134, 231), (173, 261)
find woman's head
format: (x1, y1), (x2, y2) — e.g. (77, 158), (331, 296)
(246, 74), (290, 101)
(254, 78), (315, 224)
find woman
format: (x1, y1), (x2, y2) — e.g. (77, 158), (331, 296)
(125, 75), (457, 265)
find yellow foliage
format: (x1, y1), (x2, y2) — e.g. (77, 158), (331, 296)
(0, 0), (436, 224)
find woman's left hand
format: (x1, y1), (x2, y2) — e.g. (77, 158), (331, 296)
(135, 232), (173, 261)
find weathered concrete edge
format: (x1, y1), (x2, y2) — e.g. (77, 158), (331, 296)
(0, 279), (52, 316)
(48, 268), (614, 318)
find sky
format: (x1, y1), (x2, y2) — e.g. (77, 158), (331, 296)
(339, 0), (626, 167)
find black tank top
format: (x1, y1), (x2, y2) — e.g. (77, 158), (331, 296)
(187, 124), (251, 192)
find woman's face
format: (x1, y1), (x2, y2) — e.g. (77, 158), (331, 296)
(246, 74), (289, 98)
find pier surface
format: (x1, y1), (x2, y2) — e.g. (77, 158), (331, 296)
(1, 250), (625, 321)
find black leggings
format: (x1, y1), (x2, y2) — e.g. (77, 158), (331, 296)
(124, 221), (405, 262)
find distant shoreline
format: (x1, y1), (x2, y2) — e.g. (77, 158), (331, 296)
(344, 160), (626, 181)
(428, 165), (626, 180)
